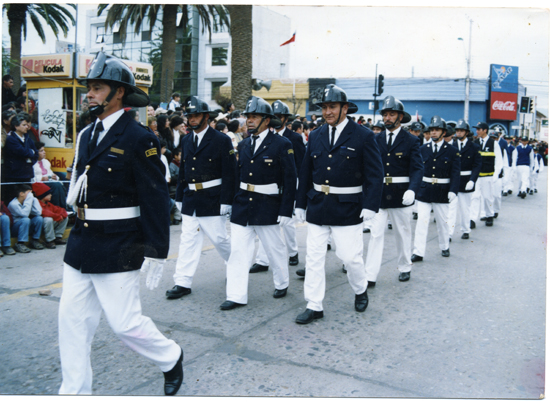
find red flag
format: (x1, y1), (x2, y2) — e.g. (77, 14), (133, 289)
(280, 32), (296, 47)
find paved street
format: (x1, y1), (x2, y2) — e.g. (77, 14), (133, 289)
(0, 172), (546, 398)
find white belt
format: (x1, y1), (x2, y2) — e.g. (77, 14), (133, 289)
(189, 178), (222, 191)
(240, 182), (279, 195)
(383, 176), (410, 184)
(77, 206), (140, 221)
(422, 177), (450, 184)
(313, 183), (362, 194)
(460, 170), (472, 176)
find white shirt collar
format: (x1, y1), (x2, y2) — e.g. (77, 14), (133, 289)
(329, 117), (349, 145)
(95, 109), (125, 143)
(276, 127), (286, 137)
(251, 129), (270, 152)
(193, 125), (208, 146)
(387, 126), (401, 142)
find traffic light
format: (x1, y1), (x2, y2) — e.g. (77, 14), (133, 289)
(377, 74), (384, 95)
(520, 96), (530, 113)
(529, 98), (535, 114)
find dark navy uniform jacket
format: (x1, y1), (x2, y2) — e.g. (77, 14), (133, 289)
(2, 132), (38, 181)
(377, 128), (423, 209)
(417, 141), (461, 204)
(507, 144), (515, 167)
(175, 127), (236, 216)
(230, 131), (297, 226)
(279, 127), (306, 174)
(452, 139), (482, 193)
(296, 119), (384, 226)
(64, 112), (170, 274)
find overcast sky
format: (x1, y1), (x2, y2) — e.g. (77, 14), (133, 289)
(3, 1), (549, 113)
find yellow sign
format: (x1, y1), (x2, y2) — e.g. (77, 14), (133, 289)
(21, 54), (73, 78)
(78, 54), (153, 87)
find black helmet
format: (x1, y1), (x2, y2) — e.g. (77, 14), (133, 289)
(379, 96), (411, 124)
(444, 125), (455, 137)
(79, 51), (149, 108)
(184, 96), (212, 116)
(244, 96), (275, 117)
(429, 115), (447, 131)
(272, 100), (291, 116)
(314, 84), (358, 114)
(409, 122), (423, 132)
(455, 119), (470, 131)
(373, 121), (385, 129)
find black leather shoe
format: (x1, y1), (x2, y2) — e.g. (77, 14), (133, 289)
(367, 281), (376, 288)
(163, 348), (184, 395)
(220, 300), (246, 310)
(502, 191), (508, 196)
(413, 212), (418, 220)
(535, 189), (538, 193)
(296, 308), (323, 324)
(485, 217), (493, 227)
(363, 228), (371, 233)
(273, 287), (287, 298)
(521, 192), (527, 199)
(461, 233), (469, 239)
(327, 244), (332, 250)
(342, 264), (347, 273)
(289, 254), (299, 266)
(355, 290), (369, 312)
(494, 213), (499, 219)
(399, 272), (410, 282)
(508, 189), (513, 194)
(249, 263), (269, 273)
(441, 249), (450, 257)
(411, 254), (423, 262)
(449, 237), (452, 243)
(54, 237), (67, 245)
(529, 190), (534, 195)
(480, 217), (487, 221)
(166, 285), (191, 299)
(296, 268), (305, 277)
(388, 224), (392, 229)
(470, 220), (476, 229)
(527, 187), (530, 193)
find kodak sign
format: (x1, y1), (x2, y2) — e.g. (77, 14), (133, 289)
(21, 54), (72, 78)
(78, 54), (153, 87)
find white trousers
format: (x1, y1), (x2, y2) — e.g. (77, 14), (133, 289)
(492, 177), (503, 213)
(365, 207), (412, 282)
(504, 166), (515, 192)
(304, 223), (366, 311)
(173, 213), (231, 288)
(457, 192), (473, 234)
(226, 223), (289, 304)
(447, 196), (458, 238)
(530, 170), (539, 191)
(255, 215), (298, 265)
(413, 201), (450, 257)
(477, 176), (495, 218)
(58, 264), (181, 395)
(469, 183), (483, 221)
(517, 165), (531, 192)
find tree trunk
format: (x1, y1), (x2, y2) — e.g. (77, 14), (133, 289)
(160, 4), (178, 104)
(7, 4), (27, 92)
(226, 5), (252, 110)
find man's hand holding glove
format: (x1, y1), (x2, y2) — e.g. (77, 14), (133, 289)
(220, 204), (232, 216)
(277, 216), (293, 225)
(448, 192), (457, 203)
(175, 202), (182, 212)
(402, 190), (415, 206)
(360, 209), (376, 222)
(295, 208), (306, 223)
(140, 257), (167, 290)
(465, 181), (474, 191)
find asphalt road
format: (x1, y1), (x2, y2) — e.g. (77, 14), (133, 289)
(0, 171), (546, 399)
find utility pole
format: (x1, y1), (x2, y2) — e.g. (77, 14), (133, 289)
(464, 18), (473, 122)
(373, 64), (378, 122)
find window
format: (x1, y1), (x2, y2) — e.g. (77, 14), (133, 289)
(113, 32), (122, 44)
(142, 31), (151, 42)
(211, 47), (228, 66)
(211, 80), (227, 99)
(95, 26), (104, 44)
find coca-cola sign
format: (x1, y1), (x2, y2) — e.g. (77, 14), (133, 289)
(489, 92), (517, 121)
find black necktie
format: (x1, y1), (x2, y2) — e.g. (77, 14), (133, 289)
(89, 121), (104, 154)
(388, 132), (393, 148)
(330, 127), (336, 147)
(252, 135), (258, 154)
(194, 134), (198, 150)
(460, 142), (463, 151)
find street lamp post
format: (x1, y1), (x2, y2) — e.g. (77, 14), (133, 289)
(458, 18), (473, 122)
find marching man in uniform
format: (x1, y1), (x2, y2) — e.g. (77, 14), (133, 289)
(166, 96), (236, 299)
(364, 96), (423, 286)
(295, 84), (384, 324)
(249, 100), (305, 273)
(512, 136), (534, 198)
(59, 52), (183, 395)
(221, 96), (297, 310)
(411, 116), (460, 261)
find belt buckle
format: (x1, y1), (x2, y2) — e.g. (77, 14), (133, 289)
(195, 183), (203, 190)
(321, 184), (330, 195)
(385, 177), (392, 184)
(77, 207), (85, 220)
(247, 183), (255, 192)
(431, 178), (438, 184)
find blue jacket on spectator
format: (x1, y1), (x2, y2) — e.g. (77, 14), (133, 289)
(2, 131), (38, 182)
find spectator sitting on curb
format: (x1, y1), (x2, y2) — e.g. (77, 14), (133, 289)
(7, 184), (44, 253)
(0, 201), (16, 256)
(32, 182), (68, 249)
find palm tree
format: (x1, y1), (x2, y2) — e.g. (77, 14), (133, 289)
(98, 4), (229, 103)
(225, 5), (252, 110)
(3, 4), (76, 90)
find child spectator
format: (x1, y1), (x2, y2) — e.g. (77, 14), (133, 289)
(33, 142), (68, 209)
(32, 182), (68, 249)
(7, 184), (44, 252)
(0, 201), (16, 256)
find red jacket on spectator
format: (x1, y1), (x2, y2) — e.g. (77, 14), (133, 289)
(33, 182), (68, 222)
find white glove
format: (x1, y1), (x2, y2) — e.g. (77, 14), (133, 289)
(465, 181), (474, 191)
(220, 204), (232, 215)
(140, 257), (166, 290)
(175, 202), (182, 212)
(402, 190), (415, 206)
(277, 216), (293, 225)
(295, 208), (306, 223)
(448, 192), (457, 203)
(360, 209), (376, 221)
